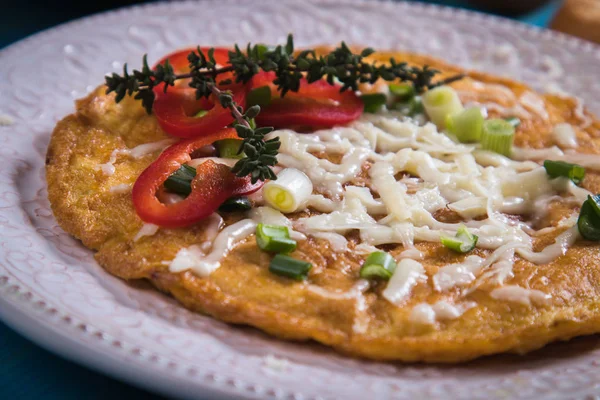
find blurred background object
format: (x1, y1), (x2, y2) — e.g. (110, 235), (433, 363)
(551, 0), (600, 44)
(467, 0), (554, 14)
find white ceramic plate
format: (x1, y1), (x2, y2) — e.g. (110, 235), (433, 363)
(2, 1), (600, 398)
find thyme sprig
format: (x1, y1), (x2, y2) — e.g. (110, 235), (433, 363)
(212, 85), (279, 182)
(105, 34), (463, 182)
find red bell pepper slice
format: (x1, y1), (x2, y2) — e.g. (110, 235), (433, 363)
(151, 48), (248, 139)
(250, 71), (364, 129)
(132, 128), (262, 228)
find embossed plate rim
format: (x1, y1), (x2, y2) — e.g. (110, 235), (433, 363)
(1, 1), (600, 399)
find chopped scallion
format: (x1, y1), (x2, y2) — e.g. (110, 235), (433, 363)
(589, 194), (600, 217)
(194, 110), (208, 118)
(360, 93), (387, 113)
(269, 254), (312, 280)
(543, 160), (585, 185)
(215, 138), (244, 159)
(359, 251), (397, 280)
(256, 223), (297, 253)
(246, 85), (272, 108)
(408, 97), (423, 116)
(389, 83), (414, 101)
(578, 197), (600, 241)
(219, 196), (252, 212)
(263, 168), (313, 213)
(504, 117), (521, 128)
(421, 85), (463, 128)
(391, 96), (423, 117)
(164, 164), (196, 196)
(441, 225), (478, 253)
(445, 106), (485, 143)
(480, 118), (515, 156)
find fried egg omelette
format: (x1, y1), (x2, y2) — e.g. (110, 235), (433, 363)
(46, 49), (600, 362)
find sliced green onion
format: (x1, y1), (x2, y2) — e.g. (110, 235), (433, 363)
(391, 97), (423, 117)
(408, 97), (423, 116)
(578, 198), (600, 241)
(194, 110), (208, 118)
(215, 139), (244, 159)
(256, 223), (297, 253)
(543, 160), (585, 185)
(270, 254), (312, 280)
(421, 85), (463, 129)
(219, 196), (252, 212)
(359, 251), (397, 280)
(504, 117), (521, 128)
(480, 118), (515, 156)
(389, 83), (414, 101)
(246, 86), (271, 108)
(445, 106), (485, 143)
(589, 194), (600, 217)
(441, 225), (478, 253)
(360, 93), (387, 113)
(164, 164), (196, 196)
(263, 168), (313, 213)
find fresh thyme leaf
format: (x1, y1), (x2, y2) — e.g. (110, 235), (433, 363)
(105, 34), (464, 182)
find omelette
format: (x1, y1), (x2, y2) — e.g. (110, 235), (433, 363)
(46, 48), (600, 362)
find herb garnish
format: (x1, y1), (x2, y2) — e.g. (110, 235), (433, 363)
(105, 34), (463, 182)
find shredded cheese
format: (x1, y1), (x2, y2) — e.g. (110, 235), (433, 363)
(409, 301), (476, 325)
(169, 219), (256, 277)
(95, 139), (176, 176)
(109, 183), (132, 194)
(552, 123), (578, 149)
(133, 223), (159, 242)
(168, 96), (594, 308)
(490, 285), (552, 306)
(382, 259), (427, 306)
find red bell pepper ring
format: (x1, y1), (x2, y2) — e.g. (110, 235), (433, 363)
(250, 71), (364, 129)
(151, 47), (248, 139)
(132, 128), (262, 228)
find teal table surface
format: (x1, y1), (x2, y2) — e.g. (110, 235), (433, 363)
(0, 0), (561, 398)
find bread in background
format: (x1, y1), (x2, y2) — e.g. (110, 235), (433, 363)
(551, 0), (600, 44)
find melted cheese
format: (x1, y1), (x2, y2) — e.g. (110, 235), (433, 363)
(198, 213), (224, 253)
(519, 91), (549, 120)
(433, 256), (484, 292)
(516, 225), (579, 264)
(490, 285), (551, 306)
(513, 146), (600, 170)
(409, 301), (476, 325)
(310, 232), (349, 252)
(552, 123), (578, 149)
(96, 139), (176, 176)
(263, 112), (592, 301)
(545, 87), (592, 129)
(109, 183), (131, 193)
(165, 104), (592, 306)
(382, 259), (427, 305)
(133, 223), (159, 242)
(169, 219), (256, 277)
(307, 280), (370, 300)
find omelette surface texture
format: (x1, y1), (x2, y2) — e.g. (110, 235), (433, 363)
(46, 49), (600, 362)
